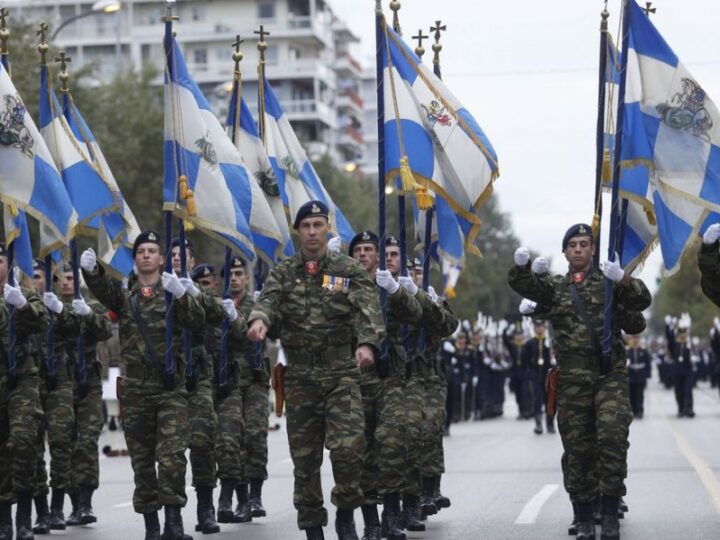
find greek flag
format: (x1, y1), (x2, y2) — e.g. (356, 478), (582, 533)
(379, 16), (498, 253)
(618, 0), (720, 273)
(414, 195), (465, 266)
(0, 61), (76, 252)
(262, 78), (354, 243)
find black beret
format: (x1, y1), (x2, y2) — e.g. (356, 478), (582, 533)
(384, 236), (400, 249)
(59, 263), (73, 273)
(562, 223), (593, 251)
(293, 200), (329, 229)
(171, 237), (194, 253)
(191, 264), (215, 281)
(406, 258), (416, 270)
(410, 257), (421, 269)
(0, 242), (6, 256)
(132, 230), (161, 258)
(348, 230), (379, 255)
(220, 256), (247, 277)
(32, 258), (46, 273)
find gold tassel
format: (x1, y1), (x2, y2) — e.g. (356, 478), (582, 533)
(8, 205), (18, 218)
(444, 285), (457, 299)
(643, 206), (657, 226)
(601, 148), (613, 184)
(186, 189), (197, 217)
(179, 175), (189, 200)
(184, 221), (195, 232)
(399, 155), (415, 192)
(415, 187), (433, 210)
(591, 213), (601, 237)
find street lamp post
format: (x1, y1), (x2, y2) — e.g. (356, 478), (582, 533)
(50, 0), (121, 41)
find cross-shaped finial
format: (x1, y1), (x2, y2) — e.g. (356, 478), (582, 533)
(162, 0), (178, 22)
(55, 51), (71, 71)
(0, 7), (10, 55)
(430, 20), (447, 44)
(254, 25), (270, 43)
(232, 34), (244, 54)
(412, 29), (428, 58)
(642, 2), (656, 17)
(0, 7), (9, 29)
(37, 22), (48, 43)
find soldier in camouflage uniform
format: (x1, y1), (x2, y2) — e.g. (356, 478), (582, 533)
(0, 244), (47, 540)
(247, 201), (385, 540)
(509, 224), (651, 540)
(81, 231), (206, 540)
(699, 223), (720, 308)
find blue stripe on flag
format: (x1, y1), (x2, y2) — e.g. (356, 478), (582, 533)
(29, 155), (75, 234)
(653, 191), (693, 270)
(263, 79), (284, 121)
(384, 119), (435, 180)
(171, 41), (213, 112)
(627, 0), (678, 68)
(457, 108), (499, 169)
(700, 145), (720, 205)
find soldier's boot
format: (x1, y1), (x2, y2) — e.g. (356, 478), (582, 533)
(334, 508), (359, 540)
(575, 502), (596, 540)
(546, 415), (556, 434)
(31, 495), (50, 535)
(47, 488), (66, 530)
(419, 478), (437, 517)
(65, 492), (81, 526)
(78, 487), (98, 525)
(0, 502), (13, 540)
(360, 504), (381, 540)
(232, 483), (252, 523)
(534, 414), (543, 434)
(248, 478), (266, 518)
(194, 487), (220, 535)
(568, 500), (579, 536)
(618, 498), (628, 515)
(381, 494), (406, 540)
(304, 526), (325, 540)
(600, 496), (620, 540)
(215, 480), (235, 524)
(433, 476), (451, 510)
(161, 505), (192, 540)
(15, 493), (34, 540)
(401, 495), (425, 532)
(143, 511), (161, 540)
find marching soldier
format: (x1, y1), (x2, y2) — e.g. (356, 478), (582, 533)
(246, 201), (385, 540)
(192, 265), (217, 292)
(509, 223), (651, 540)
(665, 315), (695, 418)
(626, 334), (650, 419)
(699, 223), (720, 307)
(80, 231), (206, 540)
(0, 244), (47, 540)
(521, 320), (554, 434)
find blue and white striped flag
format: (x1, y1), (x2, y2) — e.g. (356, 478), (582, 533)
(262, 78), (355, 243)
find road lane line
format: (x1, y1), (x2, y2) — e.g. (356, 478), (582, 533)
(514, 484), (559, 524)
(112, 502), (133, 509)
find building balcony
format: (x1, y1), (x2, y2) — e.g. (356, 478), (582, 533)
(338, 126), (364, 148)
(180, 59), (334, 87)
(334, 53), (363, 79)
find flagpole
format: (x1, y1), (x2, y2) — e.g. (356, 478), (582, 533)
(593, 6), (610, 269)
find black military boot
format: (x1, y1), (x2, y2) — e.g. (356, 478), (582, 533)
(382, 494), (406, 540)
(618, 497), (628, 515)
(335, 508), (359, 540)
(568, 500), (579, 535)
(546, 415), (556, 434)
(248, 478), (266, 518)
(534, 414), (544, 434)
(16, 492), (34, 540)
(360, 503), (381, 540)
(194, 487), (220, 534)
(216, 479), (235, 524)
(0, 502), (12, 540)
(32, 494), (50, 534)
(304, 526), (325, 539)
(420, 478), (437, 517)
(144, 511), (161, 540)
(65, 492), (81, 526)
(433, 476), (451, 509)
(232, 483), (252, 523)
(600, 495), (620, 540)
(161, 505), (191, 540)
(402, 495), (425, 532)
(48, 488), (66, 530)
(575, 502), (596, 540)
(78, 487), (97, 524)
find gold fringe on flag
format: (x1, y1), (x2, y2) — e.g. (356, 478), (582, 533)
(179, 175), (189, 200)
(591, 212), (601, 237)
(601, 148), (613, 184)
(415, 187), (433, 210)
(399, 155), (415, 192)
(444, 285), (457, 299)
(186, 189), (197, 217)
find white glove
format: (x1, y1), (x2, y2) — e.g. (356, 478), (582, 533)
(702, 223), (720, 244)
(179, 277), (200, 298)
(43, 292), (63, 314)
(72, 297), (92, 317)
(531, 257), (549, 275)
(398, 275), (418, 296)
(443, 341), (456, 354)
(162, 271), (186, 299)
(3, 283), (27, 309)
(462, 319), (471, 332)
(514, 247), (530, 266)
(428, 285), (439, 303)
(80, 248), (97, 272)
(222, 298), (238, 322)
(375, 270), (399, 294)
(600, 252), (625, 282)
(665, 314), (673, 326)
(327, 236), (342, 253)
(252, 290), (261, 302)
(519, 298), (537, 315)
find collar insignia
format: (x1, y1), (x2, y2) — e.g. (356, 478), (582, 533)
(305, 261), (319, 276)
(572, 272), (585, 284)
(141, 286), (153, 297)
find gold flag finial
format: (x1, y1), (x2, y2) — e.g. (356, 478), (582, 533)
(231, 34), (244, 72)
(161, 0), (178, 23)
(254, 24), (270, 60)
(389, 1), (402, 35)
(37, 22), (49, 64)
(412, 29), (428, 58)
(600, 4), (609, 32)
(54, 51), (71, 92)
(0, 7), (10, 57)
(430, 20), (447, 66)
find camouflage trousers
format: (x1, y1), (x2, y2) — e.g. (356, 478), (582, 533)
(240, 381), (270, 482)
(0, 371), (42, 501)
(422, 377), (446, 477)
(122, 380), (189, 513)
(557, 369), (631, 503)
(215, 383), (245, 482)
(285, 363), (365, 529)
(188, 378), (217, 488)
(403, 377), (425, 497)
(70, 376), (105, 491)
(34, 374), (75, 494)
(360, 376), (405, 500)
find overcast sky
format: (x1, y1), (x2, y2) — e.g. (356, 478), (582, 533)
(329, 0), (720, 288)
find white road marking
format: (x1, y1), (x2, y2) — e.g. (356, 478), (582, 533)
(112, 501), (133, 509)
(514, 484), (559, 525)
(281, 458), (293, 464)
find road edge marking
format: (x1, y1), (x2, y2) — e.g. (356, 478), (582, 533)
(514, 484), (559, 525)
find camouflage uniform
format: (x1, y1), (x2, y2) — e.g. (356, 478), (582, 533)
(83, 265), (205, 514)
(249, 250), (384, 530)
(699, 240), (720, 308)
(508, 265), (651, 503)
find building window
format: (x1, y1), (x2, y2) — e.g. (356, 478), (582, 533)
(265, 45), (279, 65)
(194, 48), (208, 65)
(191, 6), (207, 22)
(257, 1), (276, 20)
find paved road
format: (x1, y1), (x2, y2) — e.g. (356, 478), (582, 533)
(56, 379), (720, 539)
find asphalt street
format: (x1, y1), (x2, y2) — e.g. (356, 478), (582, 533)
(47, 379), (720, 539)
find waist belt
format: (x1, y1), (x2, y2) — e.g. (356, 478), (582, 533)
(284, 344), (353, 366)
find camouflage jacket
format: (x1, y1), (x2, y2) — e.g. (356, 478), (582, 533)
(0, 288), (48, 377)
(249, 250), (385, 357)
(698, 241), (720, 308)
(185, 283), (231, 381)
(508, 265), (651, 371)
(406, 291), (459, 380)
(62, 297), (113, 384)
(83, 266), (205, 383)
(31, 295), (83, 381)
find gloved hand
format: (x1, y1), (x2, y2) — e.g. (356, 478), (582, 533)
(600, 252), (625, 282)
(72, 297), (92, 317)
(514, 247), (530, 266)
(162, 272), (186, 299)
(80, 248), (97, 271)
(3, 283), (27, 309)
(252, 290), (261, 302)
(222, 298), (238, 322)
(398, 275), (418, 296)
(428, 285), (439, 303)
(519, 298), (537, 315)
(443, 341), (455, 354)
(43, 292), (63, 314)
(702, 223), (720, 244)
(664, 314), (673, 326)
(375, 270), (399, 294)
(531, 257), (549, 275)
(179, 277), (200, 298)
(327, 236), (342, 253)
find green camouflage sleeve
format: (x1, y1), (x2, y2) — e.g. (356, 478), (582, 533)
(387, 286), (422, 323)
(616, 307), (646, 335)
(53, 306), (82, 338)
(614, 278), (652, 312)
(82, 300), (113, 343)
(228, 316), (248, 339)
(82, 266), (127, 315)
(15, 288), (48, 336)
(248, 265), (283, 328)
(173, 294), (205, 331)
(196, 286), (227, 326)
(415, 290), (458, 337)
(508, 264), (555, 306)
(348, 264), (385, 349)
(698, 241), (720, 308)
